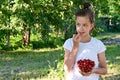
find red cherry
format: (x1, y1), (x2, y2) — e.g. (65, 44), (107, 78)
(77, 59), (95, 73)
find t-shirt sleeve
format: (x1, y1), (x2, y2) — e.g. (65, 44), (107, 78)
(63, 38), (73, 52)
(97, 40), (106, 54)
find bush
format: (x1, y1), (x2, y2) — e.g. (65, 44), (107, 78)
(109, 15), (120, 32)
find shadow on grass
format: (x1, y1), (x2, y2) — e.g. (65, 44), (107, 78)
(106, 45), (120, 65)
(100, 74), (120, 80)
(0, 48), (64, 79)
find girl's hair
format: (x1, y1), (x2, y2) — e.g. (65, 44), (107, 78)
(75, 2), (94, 23)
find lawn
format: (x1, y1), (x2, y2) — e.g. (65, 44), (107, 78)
(102, 44), (120, 80)
(0, 48), (64, 80)
(0, 32), (120, 80)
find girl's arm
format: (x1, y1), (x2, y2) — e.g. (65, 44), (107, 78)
(92, 52), (107, 75)
(64, 47), (78, 74)
(64, 34), (81, 74)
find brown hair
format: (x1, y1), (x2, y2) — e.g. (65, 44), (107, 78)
(75, 2), (94, 23)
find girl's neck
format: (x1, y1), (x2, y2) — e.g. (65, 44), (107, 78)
(80, 35), (91, 43)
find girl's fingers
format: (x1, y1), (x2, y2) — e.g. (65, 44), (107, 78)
(73, 34), (78, 40)
(76, 34), (81, 41)
(72, 34), (76, 38)
(73, 34), (81, 43)
(80, 71), (92, 76)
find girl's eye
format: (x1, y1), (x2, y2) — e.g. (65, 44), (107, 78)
(83, 24), (88, 27)
(76, 23), (88, 28)
(76, 23), (80, 26)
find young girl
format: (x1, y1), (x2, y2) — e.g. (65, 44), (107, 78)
(63, 2), (107, 80)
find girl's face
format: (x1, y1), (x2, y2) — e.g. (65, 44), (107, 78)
(76, 16), (94, 37)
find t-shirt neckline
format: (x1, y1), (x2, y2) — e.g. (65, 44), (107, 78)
(80, 37), (93, 45)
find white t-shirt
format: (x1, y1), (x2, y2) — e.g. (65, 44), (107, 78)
(63, 37), (106, 80)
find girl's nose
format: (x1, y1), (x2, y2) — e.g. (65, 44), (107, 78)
(78, 26), (84, 31)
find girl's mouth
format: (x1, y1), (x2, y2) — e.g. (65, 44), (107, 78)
(79, 32), (85, 35)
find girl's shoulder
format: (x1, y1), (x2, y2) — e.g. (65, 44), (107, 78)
(92, 37), (106, 53)
(92, 37), (104, 45)
(64, 38), (73, 43)
(63, 38), (73, 51)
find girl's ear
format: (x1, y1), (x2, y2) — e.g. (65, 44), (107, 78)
(90, 23), (94, 30)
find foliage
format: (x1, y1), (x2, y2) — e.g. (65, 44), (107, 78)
(0, 0), (120, 50)
(0, 29), (8, 49)
(109, 14), (120, 32)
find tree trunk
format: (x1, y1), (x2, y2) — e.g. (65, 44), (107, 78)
(22, 24), (30, 46)
(6, 30), (10, 49)
(6, 14), (11, 49)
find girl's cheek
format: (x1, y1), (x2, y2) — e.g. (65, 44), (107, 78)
(76, 27), (80, 32)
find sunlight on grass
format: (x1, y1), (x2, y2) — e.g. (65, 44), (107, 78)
(107, 64), (120, 75)
(116, 56), (120, 59)
(12, 47), (62, 53)
(95, 32), (120, 40)
(33, 47), (62, 52)
(0, 57), (14, 60)
(18, 71), (31, 75)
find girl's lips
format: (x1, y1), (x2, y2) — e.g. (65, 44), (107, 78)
(79, 32), (85, 35)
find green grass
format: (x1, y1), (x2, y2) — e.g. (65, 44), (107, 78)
(101, 45), (120, 79)
(1, 45), (120, 80)
(0, 32), (120, 80)
(0, 48), (64, 80)
(106, 45), (120, 73)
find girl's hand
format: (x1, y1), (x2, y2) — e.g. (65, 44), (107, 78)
(79, 68), (96, 76)
(81, 71), (92, 76)
(72, 34), (81, 48)
(79, 70), (92, 76)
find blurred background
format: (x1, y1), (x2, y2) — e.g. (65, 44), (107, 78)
(0, 0), (120, 50)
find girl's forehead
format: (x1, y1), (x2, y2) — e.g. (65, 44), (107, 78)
(76, 16), (91, 23)
(76, 16), (89, 19)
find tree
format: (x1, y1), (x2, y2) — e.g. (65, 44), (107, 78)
(0, 0), (14, 49)
(0, 0), (119, 50)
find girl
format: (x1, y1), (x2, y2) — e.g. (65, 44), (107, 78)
(63, 2), (107, 80)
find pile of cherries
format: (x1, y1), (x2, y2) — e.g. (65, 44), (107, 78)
(77, 59), (95, 73)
